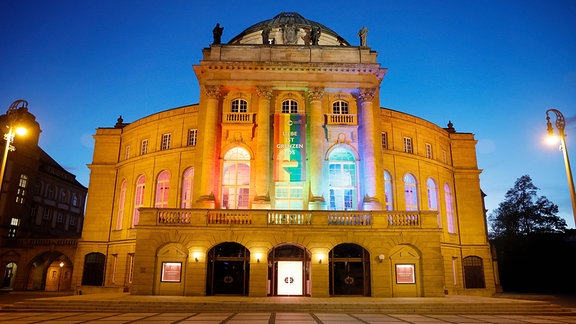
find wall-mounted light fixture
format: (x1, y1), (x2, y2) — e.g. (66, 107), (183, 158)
(255, 253), (262, 263)
(378, 254), (385, 263)
(192, 252), (201, 262)
(317, 253), (324, 264)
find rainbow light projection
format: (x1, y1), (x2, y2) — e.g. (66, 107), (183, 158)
(273, 114), (306, 182)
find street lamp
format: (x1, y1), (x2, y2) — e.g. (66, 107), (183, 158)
(0, 100), (29, 193)
(546, 108), (576, 226)
(57, 262), (64, 292)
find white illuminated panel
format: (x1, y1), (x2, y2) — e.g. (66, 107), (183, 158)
(277, 261), (302, 295)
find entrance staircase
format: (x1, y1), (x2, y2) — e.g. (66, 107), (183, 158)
(1, 293), (574, 315)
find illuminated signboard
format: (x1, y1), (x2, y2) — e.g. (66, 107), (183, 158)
(273, 114), (306, 182)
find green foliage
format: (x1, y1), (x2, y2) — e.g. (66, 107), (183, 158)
(488, 175), (567, 239)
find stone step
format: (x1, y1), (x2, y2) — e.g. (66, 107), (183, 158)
(2, 296), (572, 315)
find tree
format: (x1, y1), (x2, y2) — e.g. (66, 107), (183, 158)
(489, 175), (567, 239)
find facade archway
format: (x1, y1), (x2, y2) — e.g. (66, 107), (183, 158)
(25, 252), (71, 291)
(329, 243), (371, 296)
(45, 258), (72, 292)
(267, 244), (310, 296)
(206, 242), (250, 295)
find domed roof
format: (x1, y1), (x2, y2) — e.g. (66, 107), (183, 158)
(228, 12), (350, 46)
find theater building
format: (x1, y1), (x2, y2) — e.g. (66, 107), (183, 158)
(73, 12), (497, 297)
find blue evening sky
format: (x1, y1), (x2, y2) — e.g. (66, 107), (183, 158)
(1, 0), (575, 227)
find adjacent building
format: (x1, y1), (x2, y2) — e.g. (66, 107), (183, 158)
(73, 12), (497, 297)
(0, 100), (87, 291)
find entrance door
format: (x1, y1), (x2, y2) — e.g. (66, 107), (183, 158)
(267, 244), (310, 296)
(206, 242), (250, 295)
(277, 261), (303, 295)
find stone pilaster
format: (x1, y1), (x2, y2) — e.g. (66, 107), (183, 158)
(307, 87), (325, 210)
(197, 85), (221, 208)
(253, 86), (273, 209)
(357, 88), (383, 210)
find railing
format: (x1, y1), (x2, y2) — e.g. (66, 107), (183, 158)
(223, 112), (255, 123)
(325, 114), (357, 125)
(328, 212), (371, 225)
(268, 212), (312, 225)
(139, 208), (438, 229)
(208, 211), (252, 224)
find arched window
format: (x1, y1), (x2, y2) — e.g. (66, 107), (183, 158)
(328, 147), (357, 210)
(81, 252), (105, 286)
(444, 183), (455, 233)
(155, 171), (170, 208)
(231, 99), (248, 113)
(332, 101), (349, 114)
(133, 175), (145, 227)
(116, 180), (127, 230)
(426, 178), (438, 210)
(281, 99), (298, 114)
(463, 256), (486, 288)
(181, 168), (194, 208)
(384, 170), (393, 211)
(222, 147), (250, 209)
(403, 174), (418, 211)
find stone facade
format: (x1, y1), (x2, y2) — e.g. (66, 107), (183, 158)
(73, 12), (496, 298)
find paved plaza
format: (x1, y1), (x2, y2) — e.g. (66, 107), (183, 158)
(1, 311), (576, 323)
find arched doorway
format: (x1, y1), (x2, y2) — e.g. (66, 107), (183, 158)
(45, 258), (72, 292)
(25, 251), (69, 291)
(2, 262), (17, 289)
(206, 242), (250, 295)
(267, 244), (310, 296)
(329, 243), (371, 296)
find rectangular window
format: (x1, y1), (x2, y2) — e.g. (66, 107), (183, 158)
(10, 218), (20, 226)
(124, 145), (130, 160)
(161, 262), (182, 282)
(127, 253), (135, 284)
(442, 150), (447, 164)
(141, 139), (148, 155)
(396, 264), (416, 284)
(403, 137), (413, 154)
(161, 133), (171, 150)
(56, 211), (65, 223)
(43, 208), (52, 220)
(425, 143), (433, 159)
(275, 182), (304, 209)
(381, 132), (388, 150)
(111, 254), (118, 284)
(69, 215), (76, 226)
(187, 129), (198, 147)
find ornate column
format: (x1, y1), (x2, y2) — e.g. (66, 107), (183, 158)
(197, 85), (222, 208)
(308, 87), (325, 210)
(253, 86), (272, 209)
(357, 88), (383, 210)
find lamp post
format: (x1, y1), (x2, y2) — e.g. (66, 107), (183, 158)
(0, 100), (28, 193)
(546, 108), (576, 226)
(57, 262), (64, 292)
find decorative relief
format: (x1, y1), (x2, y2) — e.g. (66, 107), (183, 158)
(204, 85), (222, 99)
(256, 86), (273, 100)
(356, 88), (376, 103)
(307, 87), (324, 101)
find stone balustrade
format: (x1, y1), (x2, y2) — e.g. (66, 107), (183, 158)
(140, 208), (439, 229)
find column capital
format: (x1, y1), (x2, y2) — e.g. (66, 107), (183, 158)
(204, 85), (222, 99)
(256, 86), (273, 100)
(356, 88), (376, 103)
(308, 87), (325, 102)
